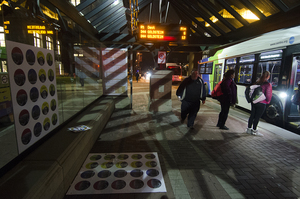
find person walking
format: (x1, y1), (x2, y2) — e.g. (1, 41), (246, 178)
(246, 71), (272, 135)
(135, 71), (139, 83)
(176, 69), (206, 129)
(216, 69), (237, 130)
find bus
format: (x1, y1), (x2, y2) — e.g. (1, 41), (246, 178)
(166, 63), (183, 82)
(199, 25), (300, 129)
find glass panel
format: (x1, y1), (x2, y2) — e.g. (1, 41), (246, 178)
(281, 0), (300, 9)
(237, 64), (253, 84)
(81, 0), (106, 16)
(257, 61), (281, 87)
(249, 0), (280, 17)
(290, 55), (300, 117)
(196, 2), (231, 33)
(240, 54), (255, 63)
(225, 0), (260, 23)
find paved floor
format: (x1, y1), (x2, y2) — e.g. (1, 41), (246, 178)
(65, 79), (300, 199)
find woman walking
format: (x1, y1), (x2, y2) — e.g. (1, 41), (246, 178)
(246, 71), (272, 135)
(217, 69), (237, 130)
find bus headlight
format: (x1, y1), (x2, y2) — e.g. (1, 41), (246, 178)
(146, 72), (151, 79)
(279, 92), (287, 98)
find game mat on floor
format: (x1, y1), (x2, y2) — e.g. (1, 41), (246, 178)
(67, 152), (166, 195)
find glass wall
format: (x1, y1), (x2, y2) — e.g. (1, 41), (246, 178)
(0, 1), (103, 170)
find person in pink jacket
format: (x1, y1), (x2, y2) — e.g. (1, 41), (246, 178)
(246, 71), (272, 135)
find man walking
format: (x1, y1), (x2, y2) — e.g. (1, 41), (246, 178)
(176, 69), (206, 129)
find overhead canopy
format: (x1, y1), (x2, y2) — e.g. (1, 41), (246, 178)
(69, 0), (300, 52)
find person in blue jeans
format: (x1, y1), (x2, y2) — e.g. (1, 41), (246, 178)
(217, 69), (237, 130)
(176, 70), (206, 129)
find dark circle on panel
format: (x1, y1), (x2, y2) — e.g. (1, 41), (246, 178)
(117, 154), (129, 160)
(90, 155), (101, 161)
(111, 180), (126, 190)
(26, 49), (35, 65)
(146, 169), (159, 177)
(101, 162), (113, 169)
(50, 99), (56, 111)
(16, 89), (27, 106)
(131, 161), (143, 168)
(49, 84), (55, 96)
(30, 87), (39, 102)
(43, 118), (50, 131)
(130, 169), (143, 177)
(37, 51), (45, 66)
(98, 170), (111, 178)
(21, 128), (32, 145)
(80, 170), (95, 179)
(94, 181), (109, 190)
(31, 105), (40, 120)
(11, 47), (23, 65)
(52, 113), (57, 125)
(48, 69), (54, 82)
(146, 161), (157, 168)
(86, 162), (98, 169)
(130, 180), (144, 189)
(14, 69), (26, 86)
(40, 85), (48, 99)
(114, 170), (127, 178)
(19, 109), (29, 126)
(116, 161), (128, 168)
(104, 154), (115, 160)
(34, 122), (42, 137)
(42, 102), (49, 115)
(74, 181), (90, 191)
(132, 154), (142, 160)
(145, 154), (156, 159)
(46, 53), (53, 66)
(39, 69), (46, 83)
(147, 179), (162, 189)
(28, 69), (37, 84)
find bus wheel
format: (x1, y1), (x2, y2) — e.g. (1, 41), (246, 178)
(264, 101), (283, 126)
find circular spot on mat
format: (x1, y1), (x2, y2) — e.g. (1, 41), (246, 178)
(131, 154), (142, 160)
(21, 128), (32, 145)
(101, 162), (113, 169)
(130, 179), (144, 189)
(90, 155), (101, 161)
(85, 162), (99, 169)
(19, 109), (29, 126)
(117, 154), (129, 160)
(111, 180), (126, 190)
(146, 169), (159, 177)
(34, 122), (42, 137)
(147, 179), (162, 188)
(26, 49), (35, 65)
(30, 87), (39, 102)
(14, 69), (26, 86)
(130, 169), (143, 177)
(131, 161), (143, 168)
(114, 170), (127, 178)
(28, 69), (37, 84)
(12, 47), (23, 65)
(104, 154), (115, 160)
(32, 105), (40, 120)
(16, 89), (27, 106)
(145, 154), (156, 159)
(98, 170), (111, 178)
(74, 181), (90, 191)
(116, 161), (128, 168)
(81, 170), (95, 179)
(146, 161), (157, 168)
(94, 181), (109, 190)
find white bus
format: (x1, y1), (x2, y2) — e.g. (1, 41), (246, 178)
(200, 25), (300, 128)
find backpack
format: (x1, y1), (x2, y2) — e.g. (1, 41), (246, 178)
(211, 81), (223, 99)
(245, 84), (266, 104)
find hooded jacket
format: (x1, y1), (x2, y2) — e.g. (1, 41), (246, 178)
(176, 76), (206, 102)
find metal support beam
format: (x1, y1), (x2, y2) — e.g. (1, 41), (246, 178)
(76, 0), (96, 12)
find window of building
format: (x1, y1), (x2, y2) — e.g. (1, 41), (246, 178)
(33, 32), (42, 48)
(46, 36), (53, 50)
(0, 26), (5, 47)
(57, 41), (61, 55)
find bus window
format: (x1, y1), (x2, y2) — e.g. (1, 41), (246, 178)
(237, 65), (253, 84)
(257, 61), (281, 87)
(199, 62), (213, 74)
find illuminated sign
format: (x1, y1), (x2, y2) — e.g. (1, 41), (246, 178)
(27, 25), (53, 34)
(138, 23), (187, 42)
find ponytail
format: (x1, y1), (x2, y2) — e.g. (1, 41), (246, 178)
(257, 71), (270, 85)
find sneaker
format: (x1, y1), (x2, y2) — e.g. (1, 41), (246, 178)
(219, 126), (229, 130)
(187, 125), (194, 129)
(252, 129), (264, 136)
(246, 128), (252, 134)
(216, 124), (220, 127)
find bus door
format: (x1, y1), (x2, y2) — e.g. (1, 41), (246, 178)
(287, 54), (300, 126)
(213, 63), (222, 88)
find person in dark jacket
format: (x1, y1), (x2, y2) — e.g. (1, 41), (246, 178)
(176, 70), (206, 129)
(217, 69), (237, 130)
